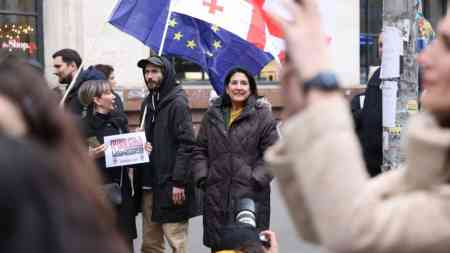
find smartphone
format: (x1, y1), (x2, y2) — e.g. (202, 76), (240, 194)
(86, 136), (101, 148)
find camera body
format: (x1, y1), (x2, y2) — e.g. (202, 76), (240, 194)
(217, 198), (271, 251)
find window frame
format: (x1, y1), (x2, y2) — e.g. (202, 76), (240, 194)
(0, 0), (44, 64)
(170, 55), (278, 85)
(360, 0), (383, 85)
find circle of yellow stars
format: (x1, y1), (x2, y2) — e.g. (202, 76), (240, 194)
(168, 18), (223, 55)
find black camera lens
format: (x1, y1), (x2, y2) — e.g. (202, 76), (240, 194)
(236, 198), (257, 227)
(239, 198), (256, 212)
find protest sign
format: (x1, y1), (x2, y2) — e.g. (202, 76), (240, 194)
(104, 131), (149, 168)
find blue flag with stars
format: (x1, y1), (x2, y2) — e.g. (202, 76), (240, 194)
(109, 0), (274, 94)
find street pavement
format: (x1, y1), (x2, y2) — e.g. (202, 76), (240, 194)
(133, 180), (321, 253)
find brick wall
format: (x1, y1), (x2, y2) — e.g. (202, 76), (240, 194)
(123, 85), (366, 132)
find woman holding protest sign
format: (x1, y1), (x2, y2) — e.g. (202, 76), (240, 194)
(78, 79), (152, 251)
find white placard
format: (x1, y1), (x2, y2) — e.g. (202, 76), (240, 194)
(380, 26), (402, 79)
(104, 132), (149, 168)
(382, 81), (398, 128)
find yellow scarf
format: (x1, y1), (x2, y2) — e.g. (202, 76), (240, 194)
(228, 107), (244, 127)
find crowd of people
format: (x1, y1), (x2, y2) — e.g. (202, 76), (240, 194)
(50, 49), (278, 253)
(1, 0), (450, 253)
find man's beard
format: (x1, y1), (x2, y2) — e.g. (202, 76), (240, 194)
(146, 80), (160, 91)
(59, 75), (73, 85)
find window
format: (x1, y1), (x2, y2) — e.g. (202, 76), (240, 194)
(360, 0), (383, 84)
(173, 57), (278, 84)
(173, 57), (207, 82)
(423, 0), (448, 28)
(0, 0), (43, 63)
(171, 53), (279, 84)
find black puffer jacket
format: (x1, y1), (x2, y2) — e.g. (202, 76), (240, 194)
(134, 57), (198, 223)
(192, 95), (278, 248)
(81, 111), (137, 240)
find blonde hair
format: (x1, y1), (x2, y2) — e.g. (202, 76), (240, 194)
(78, 80), (111, 107)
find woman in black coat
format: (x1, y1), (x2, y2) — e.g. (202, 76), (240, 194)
(192, 68), (279, 251)
(78, 80), (151, 251)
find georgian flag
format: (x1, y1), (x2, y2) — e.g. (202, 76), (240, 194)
(171, 0), (286, 62)
(110, 0), (358, 91)
(109, 0), (287, 93)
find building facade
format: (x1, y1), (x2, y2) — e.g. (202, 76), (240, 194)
(0, 0), (447, 127)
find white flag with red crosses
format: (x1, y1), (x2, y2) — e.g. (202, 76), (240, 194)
(171, 0), (358, 84)
(171, 0), (286, 62)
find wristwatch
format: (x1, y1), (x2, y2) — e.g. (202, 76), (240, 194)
(303, 72), (339, 92)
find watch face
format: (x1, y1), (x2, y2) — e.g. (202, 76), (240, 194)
(319, 73), (338, 89)
(323, 74), (336, 86)
(304, 72), (339, 91)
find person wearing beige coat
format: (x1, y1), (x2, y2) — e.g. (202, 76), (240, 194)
(265, 0), (450, 252)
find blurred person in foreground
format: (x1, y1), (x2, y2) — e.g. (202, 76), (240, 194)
(265, 1), (450, 253)
(95, 64), (125, 112)
(192, 68), (278, 252)
(26, 58), (63, 99)
(0, 52), (128, 253)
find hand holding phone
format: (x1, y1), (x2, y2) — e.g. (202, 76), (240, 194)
(87, 136), (101, 148)
(87, 137), (106, 159)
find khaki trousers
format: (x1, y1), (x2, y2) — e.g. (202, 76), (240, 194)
(141, 191), (188, 253)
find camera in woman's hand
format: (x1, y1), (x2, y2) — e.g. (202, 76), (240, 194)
(216, 198), (273, 252)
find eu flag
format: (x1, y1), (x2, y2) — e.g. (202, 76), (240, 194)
(109, 0), (274, 94)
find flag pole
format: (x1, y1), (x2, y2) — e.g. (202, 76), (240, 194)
(158, 0), (174, 56)
(59, 63), (85, 107)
